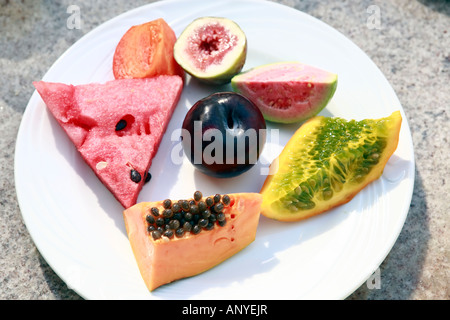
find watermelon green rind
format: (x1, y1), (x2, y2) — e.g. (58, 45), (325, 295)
(231, 61), (338, 124)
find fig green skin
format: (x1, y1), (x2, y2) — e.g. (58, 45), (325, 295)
(231, 62), (338, 124)
(174, 17), (248, 85)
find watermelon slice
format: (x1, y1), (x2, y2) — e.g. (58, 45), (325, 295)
(33, 76), (183, 208)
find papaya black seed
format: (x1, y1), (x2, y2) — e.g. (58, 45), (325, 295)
(146, 214), (155, 224)
(169, 219), (180, 230)
(204, 222), (215, 230)
(222, 194), (230, 205)
(197, 201), (206, 213)
(156, 217), (165, 227)
(213, 203), (224, 213)
(164, 224), (171, 230)
(189, 199), (196, 206)
(213, 194), (221, 203)
(180, 200), (190, 211)
(147, 225), (155, 232)
(182, 221), (192, 232)
(192, 225), (202, 235)
(209, 213), (217, 223)
(175, 228), (185, 238)
(218, 219), (227, 227)
(202, 209), (211, 219)
(163, 230), (174, 239)
(205, 197), (214, 207)
(184, 212), (193, 221)
(130, 169), (141, 183)
(194, 191), (202, 202)
(151, 230), (162, 240)
(172, 203), (181, 213)
(150, 207), (160, 217)
(173, 212), (182, 221)
(115, 119), (127, 131)
(163, 199), (172, 209)
(198, 218), (208, 228)
(156, 226), (164, 233)
(216, 213), (226, 222)
(162, 209), (173, 218)
(190, 204), (199, 214)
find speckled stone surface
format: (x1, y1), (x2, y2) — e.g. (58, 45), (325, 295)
(0, 0), (448, 300)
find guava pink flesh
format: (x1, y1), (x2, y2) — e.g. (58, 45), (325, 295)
(33, 76), (183, 208)
(186, 23), (237, 71)
(233, 62), (337, 121)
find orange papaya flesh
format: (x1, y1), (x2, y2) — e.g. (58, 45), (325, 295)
(113, 18), (185, 80)
(123, 192), (262, 291)
(260, 111), (402, 222)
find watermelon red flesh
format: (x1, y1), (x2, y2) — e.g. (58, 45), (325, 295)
(231, 62), (337, 123)
(33, 76), (183, 208)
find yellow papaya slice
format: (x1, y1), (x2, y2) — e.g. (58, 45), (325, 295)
(260, 111), (402, 222)
(123, 192), (262, 291)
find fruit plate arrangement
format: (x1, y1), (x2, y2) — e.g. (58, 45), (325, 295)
(15, 0), (415, 299)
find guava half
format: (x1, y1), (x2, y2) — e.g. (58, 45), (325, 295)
(174, 17), (247, 85)
(231, 62), (338, 123)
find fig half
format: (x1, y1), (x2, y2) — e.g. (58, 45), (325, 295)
(174, 17), (247, 85)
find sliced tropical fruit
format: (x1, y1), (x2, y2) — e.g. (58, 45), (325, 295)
(260, 111), (402, 221)
(174, 17), (247, 85)
(33, 76), (183, 208)
(231, 61), (337, 123)
(113, 18), (185, 80)
(123, 191), (262, 291)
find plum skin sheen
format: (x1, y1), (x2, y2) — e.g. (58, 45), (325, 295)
(182, 92), (266, 178)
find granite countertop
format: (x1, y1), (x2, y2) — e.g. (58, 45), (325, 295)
(0, 0), (448, 300)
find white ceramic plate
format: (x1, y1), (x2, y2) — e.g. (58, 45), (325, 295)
(15, 0), (415, 300)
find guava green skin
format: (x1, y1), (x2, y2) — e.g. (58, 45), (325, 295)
(231, 62), (338, 124)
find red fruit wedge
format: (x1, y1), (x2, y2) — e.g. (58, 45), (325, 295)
(113, 18), (185, 80)
(33, 76), (183, 208)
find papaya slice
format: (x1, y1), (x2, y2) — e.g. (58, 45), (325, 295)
(260, 111), (402, 222)
(123, 192), (262, 291)
(113, 18), (185, 80)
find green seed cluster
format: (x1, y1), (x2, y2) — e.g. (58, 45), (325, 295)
(273, 117), (390, 213)
(146, 191), (232, 240)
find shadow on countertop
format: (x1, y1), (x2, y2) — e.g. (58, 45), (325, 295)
(347, 168), (430, 300)
(417, 0), (450, 16)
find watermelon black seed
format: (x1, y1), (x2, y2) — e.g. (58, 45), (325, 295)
(115, 119), (127, 131)
(144, 172), (152, 183)
(130, 169), (141, 183)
